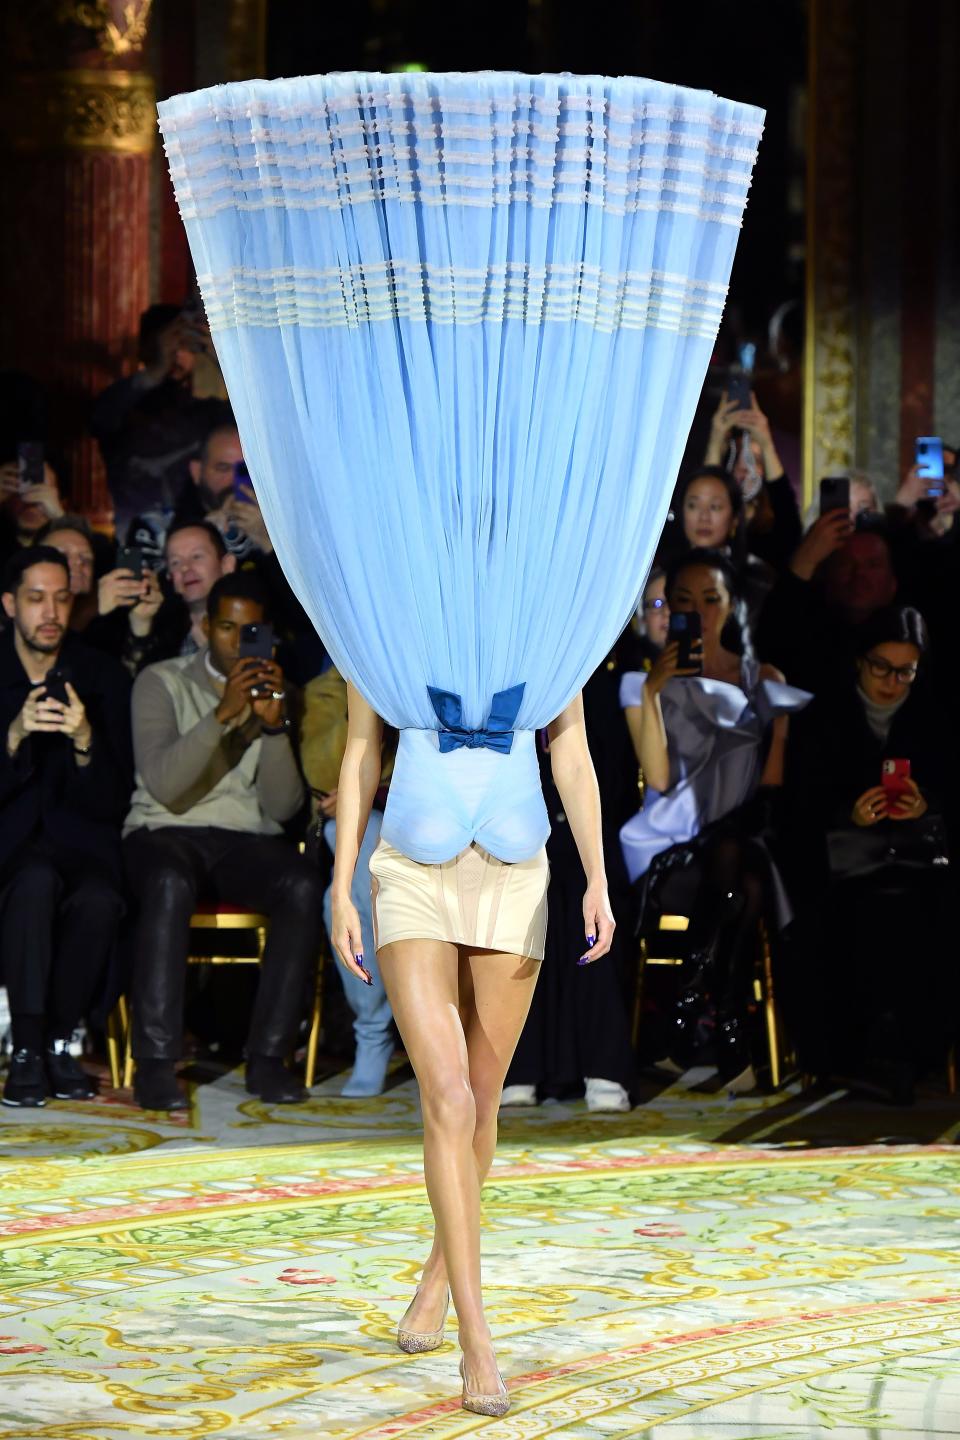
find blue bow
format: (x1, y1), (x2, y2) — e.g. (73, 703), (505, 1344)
(427, 683), (525, 755)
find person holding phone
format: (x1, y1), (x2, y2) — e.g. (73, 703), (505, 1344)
(123, 571), (324, 1112)
(619, 549), (810, 1083)
(782, 605), (955, 1100)
(0, 548), (132, 1106)
(665, 466), (776, 629)
(703, 389), (801, 573)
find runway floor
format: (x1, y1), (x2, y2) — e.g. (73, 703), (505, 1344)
(1, 1055), (959, 1439)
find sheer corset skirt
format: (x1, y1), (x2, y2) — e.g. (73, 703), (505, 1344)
(369, 838), (550, 960)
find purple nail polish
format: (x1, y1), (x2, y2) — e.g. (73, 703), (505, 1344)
(587, 935), (596, 947)
(578, 956), (589, 966)
(355, 954), (364, 967)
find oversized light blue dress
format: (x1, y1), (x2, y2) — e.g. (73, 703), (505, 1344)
(618, 663), (811, 885)
(157, 72), (765, 863)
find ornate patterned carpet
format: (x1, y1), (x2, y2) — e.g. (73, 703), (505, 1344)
(1, 1062), (959, 1439)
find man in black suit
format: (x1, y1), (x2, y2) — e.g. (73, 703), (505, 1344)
(0, 547), (132, 1106)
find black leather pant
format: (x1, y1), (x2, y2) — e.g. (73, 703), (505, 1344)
(124, 827), (324, 1061)
(0, 842), (123, 1042)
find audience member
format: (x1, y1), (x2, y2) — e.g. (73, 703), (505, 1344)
(666, 466), (775, 627)
(0, 549), (131, 1106)
(502, 644), (639, 1112)
(0, 456), (67, 573)
(783, 605), (954, 1101)
(620, 550), (810, 1086)
(91, 304), (229, 541)
(618, 566), (670, 674)
(703, 391), (801, 572)
(300, 665), (397, 1096)
(123, 573), (322, 1112)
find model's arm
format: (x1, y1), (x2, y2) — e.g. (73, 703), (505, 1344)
(546, 691), (616, 963)
(329, 680), (384, 983)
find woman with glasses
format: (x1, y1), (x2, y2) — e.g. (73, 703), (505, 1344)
(783, 605), (955, 1102)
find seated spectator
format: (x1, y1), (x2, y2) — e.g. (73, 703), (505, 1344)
(756, 509), (901, 692)
(300, 665), (397, 1096)
(36, 517), (163, 661)
(665, 465), (776, 628)
(703, 390), (801, 572)
(782, 605), (955, 1101)
(91, 304), (230, 541)
(130, 423), (325, 683)
(620, 549), (809, 1086)
(618, 566), (671, 675)
(123, 572), (322, 1111)
(0, 548), (131, 1106)
(801, 471), (882, 532)
(149, 520), (239, 664)
(503, 642), (639, 1112)
(890, 444), (959, 541)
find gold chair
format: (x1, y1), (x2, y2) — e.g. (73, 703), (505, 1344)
(634, 915), (789, 1090)
(118, 902), (326, 1091)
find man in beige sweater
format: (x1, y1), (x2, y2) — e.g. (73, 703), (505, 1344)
(123, 572), (322, 1111)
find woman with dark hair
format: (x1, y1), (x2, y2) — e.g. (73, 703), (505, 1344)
(620, 549), (810, 1085)
(666, 467), (775, 628)
(783, 605), (955, 1100)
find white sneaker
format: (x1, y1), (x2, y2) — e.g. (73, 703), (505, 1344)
(585, 1077), (631, 1112)
(499, 1084), (538, 1108)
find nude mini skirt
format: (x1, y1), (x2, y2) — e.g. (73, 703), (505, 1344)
(368, 837), (550, 960)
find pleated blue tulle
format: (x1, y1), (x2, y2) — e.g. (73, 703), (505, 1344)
(158, 72), (764, 862)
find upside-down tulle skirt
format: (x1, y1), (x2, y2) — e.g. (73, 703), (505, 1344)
(369, 838), (550, 960)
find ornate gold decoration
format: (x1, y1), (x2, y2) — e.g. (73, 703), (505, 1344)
(802, 0), (858, 510)
(54, 0), (154, 57)
(3, 68), (156, 154)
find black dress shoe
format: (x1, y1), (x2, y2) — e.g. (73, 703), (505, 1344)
(2, 1049), (48, 1107)
(245, 1054), (307, 1104)
(133, 1061), (188, 1112)
(46, 1040), (98, 1100)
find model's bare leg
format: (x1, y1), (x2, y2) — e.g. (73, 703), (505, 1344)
(381, 941), (541, 1390)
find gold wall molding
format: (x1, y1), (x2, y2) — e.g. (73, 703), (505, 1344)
(803, 0), (858, 508)
(2, 68), (156, 154)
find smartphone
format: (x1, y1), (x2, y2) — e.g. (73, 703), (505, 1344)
(238, 621), (274, 661)
(116, 545), (144, 581)
(726, 371), (752, 412)
(17, 442), (44, 493)
(233, 460), (255, 504)
(668, 611), (703, 675)
(43, 667), (70, 705)
(819, 476), (850, 515)
(881, 758), (911, 806)
(916, 437), (944, 498)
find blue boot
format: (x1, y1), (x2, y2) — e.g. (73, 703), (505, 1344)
(323, 811), (395, 1097)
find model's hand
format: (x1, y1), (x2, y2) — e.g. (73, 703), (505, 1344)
(578, 879), (615, 964)
(790, 509), (852, 581)
(331, 889), (372, 985)
(887, 776), (928, 822)
(852, 785), (888, 827)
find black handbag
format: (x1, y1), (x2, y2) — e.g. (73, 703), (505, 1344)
(826, 814), (949, 881)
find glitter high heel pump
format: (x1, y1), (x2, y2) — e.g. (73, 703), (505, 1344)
(396, 1286), (449, 1353)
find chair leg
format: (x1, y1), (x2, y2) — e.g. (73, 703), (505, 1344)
(632, 937), (648, 1050)
(121, 998), (135, 1090)
(305, 947), (325, 1089)
(759, 921), (781, 1090)
(105, 1005), (123, 1090)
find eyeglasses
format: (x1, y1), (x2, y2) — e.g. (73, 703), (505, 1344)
(643, 597), (667, 611)
(863, 654), (918, 685)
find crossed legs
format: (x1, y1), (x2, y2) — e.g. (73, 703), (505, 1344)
(376, 938), (541, 1394)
